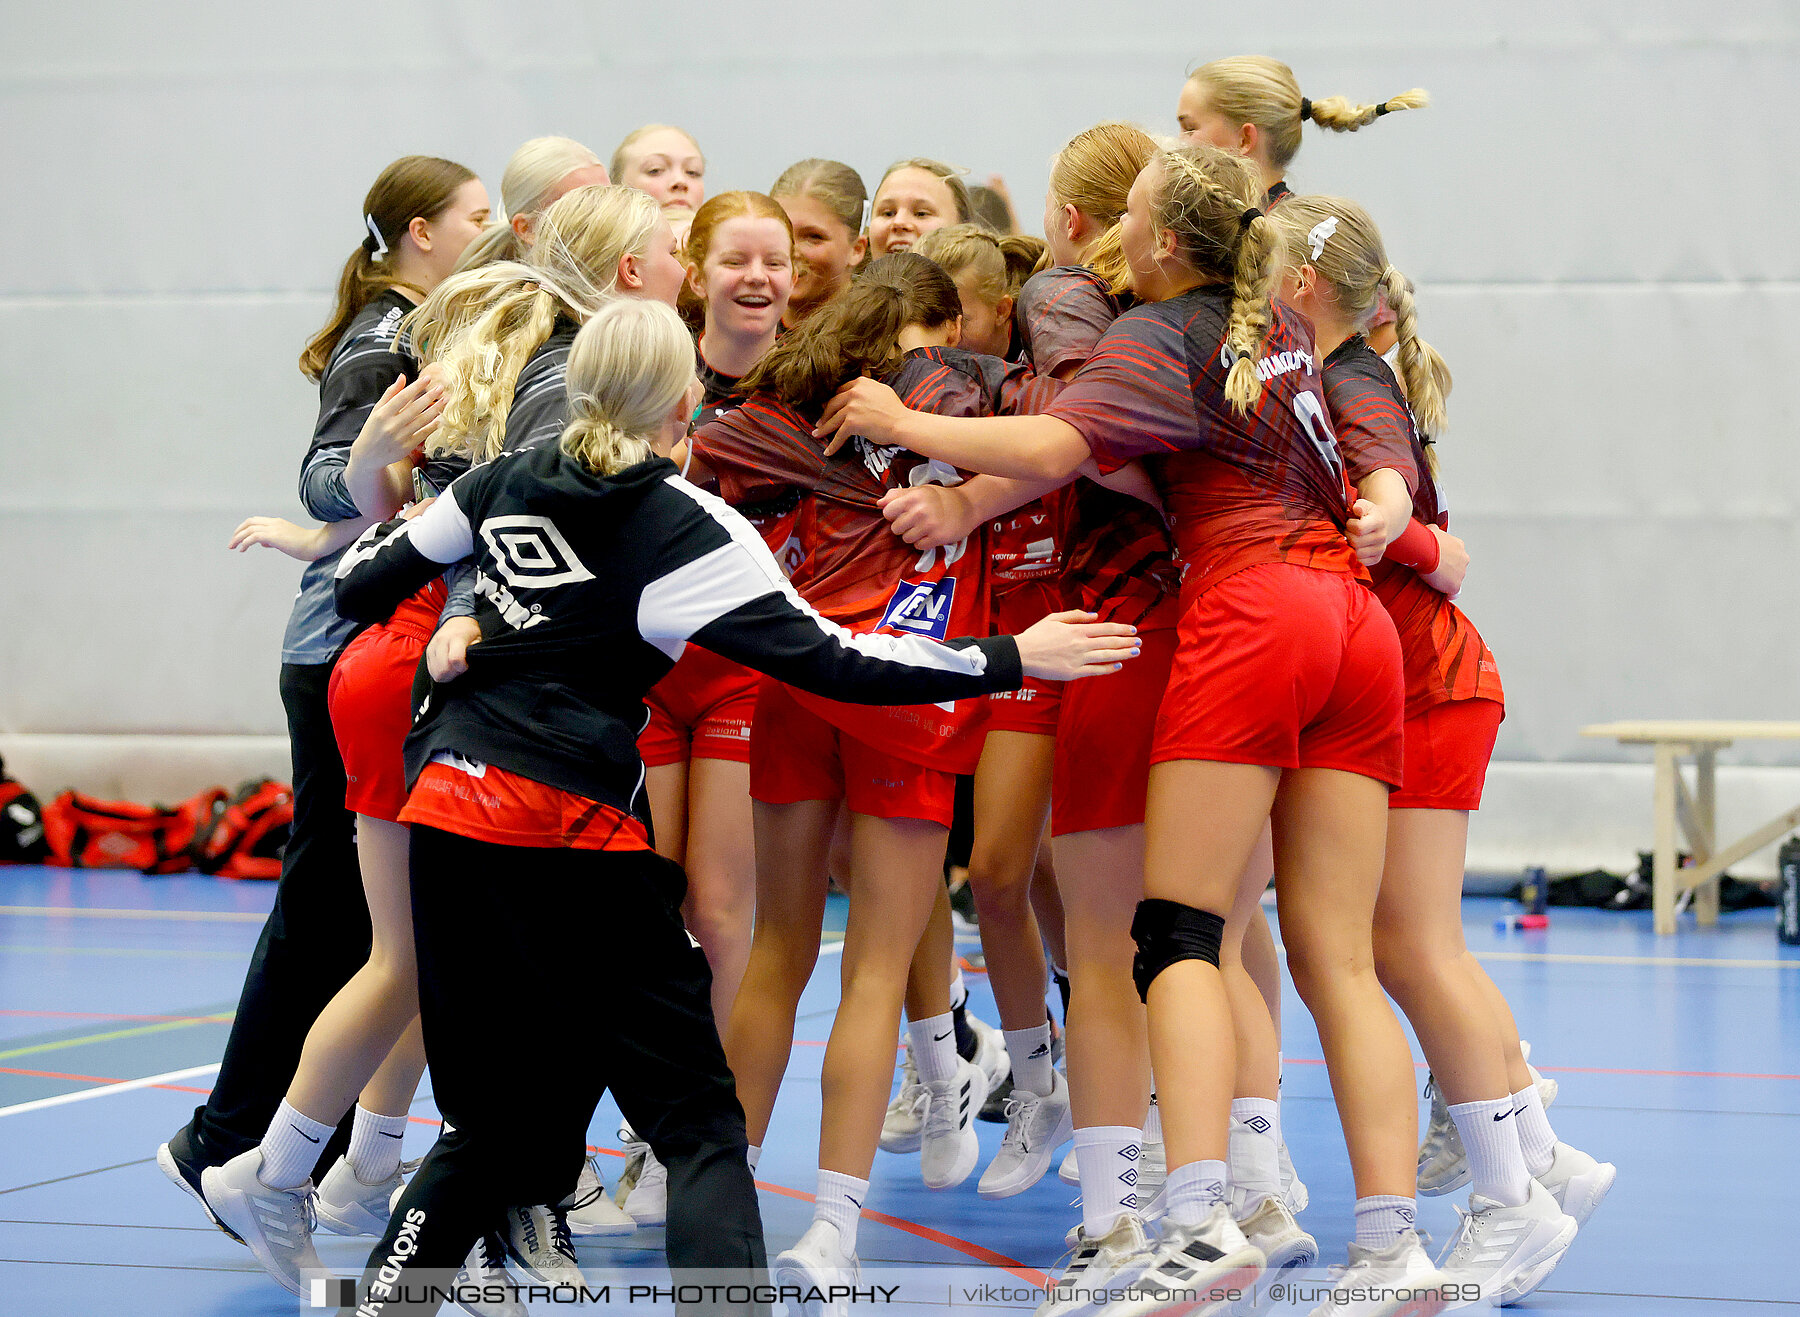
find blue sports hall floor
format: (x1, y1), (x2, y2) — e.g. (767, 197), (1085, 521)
(1, 864), (1795, 1315)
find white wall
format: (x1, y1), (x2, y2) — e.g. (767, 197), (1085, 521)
(5, 3), (1797, 837)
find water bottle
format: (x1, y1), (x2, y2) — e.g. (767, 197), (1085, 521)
(1521, 865), (1549, 917)
(1779, 836), (1800, 946)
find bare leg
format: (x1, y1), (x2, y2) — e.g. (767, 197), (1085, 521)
(1029, 824), (1068, 977)
(1239, 823), (1282, 1040)
(1374, 809), (1512, 1104)
(967, 730), (1056, 1031)
(1141, 762), (1280, 1171)
(285, 816), (420, 1123)
(1274, 769), (1416, 1198)
(1222, 829), (1280, 1103)
(904, 886), (955, 1022)
(820, 815), (951, 1177)
(1055, 824), (1153, 1129)
(722, 798), (834, 1145)
(681, 758), (756, 1021)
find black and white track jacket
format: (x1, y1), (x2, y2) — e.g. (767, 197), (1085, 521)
(336, 444), (1023, 822)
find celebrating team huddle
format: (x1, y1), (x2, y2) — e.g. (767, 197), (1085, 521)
(181, 52), (1615, 1317)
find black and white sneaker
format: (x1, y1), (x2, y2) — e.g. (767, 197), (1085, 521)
(157, 1122), (243, 1243)
(501, 1202), (583, 1286)
(450, 1228), (528, 1317)
(1101, 1203), (1264, 1317)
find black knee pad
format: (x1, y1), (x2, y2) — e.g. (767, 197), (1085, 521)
(1131, 898), (1225, 1001)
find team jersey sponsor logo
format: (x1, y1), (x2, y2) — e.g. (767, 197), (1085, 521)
(878, 576), (957, 641)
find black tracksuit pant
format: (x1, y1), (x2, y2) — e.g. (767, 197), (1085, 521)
(187, 661), (370, 1169)
(348, 826), (767, 1317)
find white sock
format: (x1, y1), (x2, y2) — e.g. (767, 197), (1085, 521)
(1512, 1084), (1557, 1177)
(1144, 1093), (1163, 1144)
(814, 1169), (869, 1254)
(259, 1100), (334, 1190)
(1164, 1159), (1228, 1227)
(908, 1013), (959, 1085)
(747, 1145), (761, 1170)
(1005, 1023), (1055, 1097)
(346, 1104), (408, 1185)
(1228, 1098), (1282, 1207)
(1449, 1096), (1531, 1206)
(1073, 1126), (1142, 1236)
(1354, 1195), (1417, 1248)
(949, 967), (968, 1012)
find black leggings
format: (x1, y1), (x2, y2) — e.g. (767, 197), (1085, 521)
(190, 660), (368, 1170)
(351, 826), (767, 1315)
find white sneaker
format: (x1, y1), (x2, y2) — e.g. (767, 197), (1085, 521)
(969, 1011), (1012, 1097)
(1436, 1180), (1576, 1309)
(773, 1218), (858, 1317)
(450, 1228), (527, 1317)
(614, 1126), (669, 1225)
(1311, 1230), (1453, 1317)
(501, 1202), (582, 1285)
(880, 1045), (927, 1154)
(920, 1057), (985, 1189)
(1236, 1194), (1317, 1274)
(979, 1069), (1074, 1199)
(1100, 1202), (1264, 1317)
(313, 1155), (401, 1236)
(1419, 1043), (1557, 1197)
(564, 1155), (636, 1236)
(1059, 1145), (1081, 1186)
(199, 1148), (323, 1297)
(1534, 1140), (1615, 1228)
(1035, 1213), (1153, 1317)
(1278, 1140), (1309, 1215)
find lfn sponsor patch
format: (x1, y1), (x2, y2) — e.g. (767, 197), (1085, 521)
(877, 577), (956, 642)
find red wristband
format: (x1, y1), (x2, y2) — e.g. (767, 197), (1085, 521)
(1384, 517), (1440, 572)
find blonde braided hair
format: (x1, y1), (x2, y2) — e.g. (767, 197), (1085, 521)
(1185, 56), (1427, 171)
(1150, 143), (1283, 412)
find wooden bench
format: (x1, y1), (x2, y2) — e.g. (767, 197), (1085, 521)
(1579, 721), (1800, 934)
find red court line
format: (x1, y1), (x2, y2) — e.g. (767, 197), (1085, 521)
(0, 1010), (226, 1023)
(0, 1065), (212, 1095)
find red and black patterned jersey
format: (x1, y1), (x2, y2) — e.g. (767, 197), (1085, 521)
(1015, 266), (1179, 626)
(1322, 337), (1502, 715)
(690, 342), (802, 570)
(1049, 284), (1358, 602)
(688, 347), (1020, 771)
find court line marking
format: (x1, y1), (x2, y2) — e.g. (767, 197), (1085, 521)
(0, 1064), (219, 1119)
(0, 905), (268, 924)
(0, 1065), (215, 1094)
(0, 1015), (232, 1063)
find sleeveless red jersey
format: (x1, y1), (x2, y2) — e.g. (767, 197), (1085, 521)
(1324, 337), (1503, 716)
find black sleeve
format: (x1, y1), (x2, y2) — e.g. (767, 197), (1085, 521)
(301, 355), (413, 521)
(333, 481), (477, 622)
(642, 481), (1023, 704)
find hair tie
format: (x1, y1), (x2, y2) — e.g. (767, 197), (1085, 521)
(363, 214), (389, 259)
(1374, 101), (1392, 117)
(1299, 96), (1312, 122)
(1238, 207), (1262, 230)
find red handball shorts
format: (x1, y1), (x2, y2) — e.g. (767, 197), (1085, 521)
(329, 601), (438, 824)
(986, 581), (1064, 736)
(1388, 697), (1505, 811)
(638, 645), (759, 767)
(1152, 563), (1405, 787)
(749, 678), (956, 826)
(1051, 610), (1179, 837)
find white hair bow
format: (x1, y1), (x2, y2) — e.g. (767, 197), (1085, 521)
(1306, 216), (1338, 261)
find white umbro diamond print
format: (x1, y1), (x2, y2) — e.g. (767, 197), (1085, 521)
(479, 515), (596, 589)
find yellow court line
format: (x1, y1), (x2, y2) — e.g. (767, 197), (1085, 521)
(0, 1015), (234, 1062)
(0, 905), (267, 924)
(0, 945), (250, 960)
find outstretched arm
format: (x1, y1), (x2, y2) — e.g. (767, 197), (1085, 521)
(228, 514), (375, 562)
(816, 377), (1092, 481)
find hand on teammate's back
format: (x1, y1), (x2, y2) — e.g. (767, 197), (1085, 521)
(816, 376), (907, 456)
(879, 484), (977, 550)
(1013, 610), (1139, 682)
(426, 615), (483, 681)
(1345, 497), (1390, 566)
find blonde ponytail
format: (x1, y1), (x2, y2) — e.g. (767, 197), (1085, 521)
(1380, 264), (1451, 466)
(1185, 56), (1427, 171)
(560, 300), (695, 476)
(1045, 122), (1157, 293)
(1268, 194), (1451, 463)
(1151, 144), (1282, 412)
